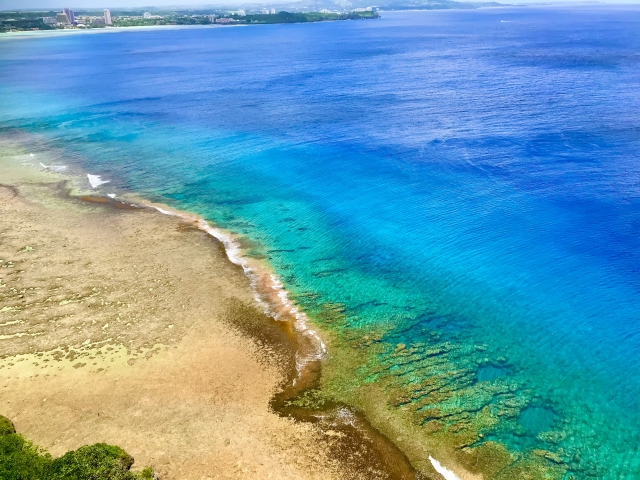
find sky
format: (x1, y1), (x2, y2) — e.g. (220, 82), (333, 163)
(0, 0), (251, 8)
(1, 0), (639, 13)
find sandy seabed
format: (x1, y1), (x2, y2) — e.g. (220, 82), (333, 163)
(0, 156), (370, 479)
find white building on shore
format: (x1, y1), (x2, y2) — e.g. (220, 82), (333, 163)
(63, 7), (75, 24)
(103, 9), (112, 25)
(56, 12), (70, 24)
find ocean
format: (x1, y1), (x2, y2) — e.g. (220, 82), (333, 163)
(1, 6), (639, 478)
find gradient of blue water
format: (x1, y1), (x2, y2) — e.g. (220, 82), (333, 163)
(1, 7), (640, 477)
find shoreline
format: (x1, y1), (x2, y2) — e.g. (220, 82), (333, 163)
(0, 13), (379, 41)
(0, 146), (422, 479)
(74, 176), (470, 480)
(77, 192), (422, 479)
(79, 189), (329, 389)
(0, 24), (247, 41)
(145, 202), (328, 380)
(0, 132), (554, 480)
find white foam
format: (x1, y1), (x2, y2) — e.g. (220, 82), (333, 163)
(29, 153), (35, 157)
(153, 206), (175, 216)
(107, 194), (116, 199)
(269, 273), (326, 373)
(429, 457), (461, 480)
(87, 174), (109, 189)
(150, 204), (326, 376)
(40, 162), (68, 172)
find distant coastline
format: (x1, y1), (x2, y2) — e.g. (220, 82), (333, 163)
(0, 9), (378, 33)
(0, 0), (524, 35)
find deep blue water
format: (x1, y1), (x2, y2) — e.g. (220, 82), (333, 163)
(1, 7), (639, 478)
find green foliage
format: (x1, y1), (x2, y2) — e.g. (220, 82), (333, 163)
(112, 16), (210, 27)
(138, 467), (155, 479)
(0, 434), (51, 480)
(0, 415), (153, 480)
(242, 11), (379, 24)
(0, 11), (58, 20)
(112, 18), (161, 27)
(0, 415), (16, 436)
(0, 19), (53, 32)
(48, 444), (136, 480)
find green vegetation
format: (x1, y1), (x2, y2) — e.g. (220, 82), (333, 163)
(0, 19), (53, 31)
(0, 416), (15, 436)
(111, 11), (378, 28)
(0, 12), (54, 33)
(112, 18), (166, 27)
(0, 415), (153, 480)
(240, 11), (379, 24)
(0, 10), (57, 20)
(112, 16), (211, 27)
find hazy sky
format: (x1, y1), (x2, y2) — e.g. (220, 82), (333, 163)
(1, 0), (639, 11)
(0, 0), (251, 8)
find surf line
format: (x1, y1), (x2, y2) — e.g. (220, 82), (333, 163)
(153, 203), (459, 480)
(430, 456), (462, 480)
(87, 174), (110, 189)
(39, 162), (68, 172)
(149, 204), (327, 379)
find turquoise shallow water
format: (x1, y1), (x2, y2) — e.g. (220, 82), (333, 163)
(1, 7), (640, 477)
